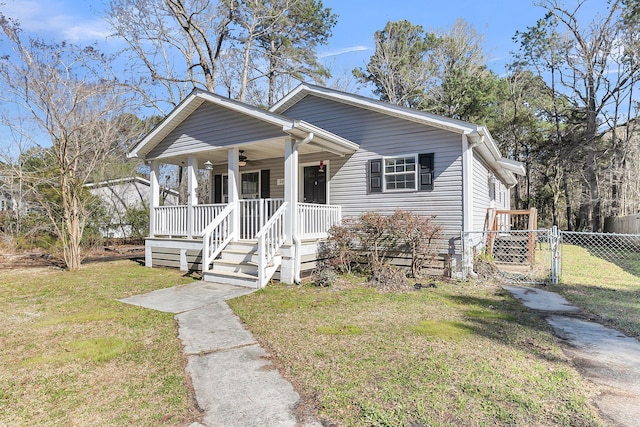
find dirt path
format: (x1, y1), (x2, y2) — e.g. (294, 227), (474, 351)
(0, 246), (144, 270)
(505, 286), (640, 427)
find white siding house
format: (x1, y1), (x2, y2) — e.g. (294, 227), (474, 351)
(128, 84), (525, 287)
(86, 177), (178, 239)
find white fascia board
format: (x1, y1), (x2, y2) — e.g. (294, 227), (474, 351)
(284, 120), (359, 154)
(129, 89), (292, 161)
(196, 91), (291, 128)
(497, 158), (526, 176)
(128, 91), (203, 159)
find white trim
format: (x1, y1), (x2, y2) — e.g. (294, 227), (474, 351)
(238, 169), (261, 199)
(462, 135), (474, 232)
(299, 160), (330, 204)
(271, 84), (477, 135)
(381, 153), (418, 193)
(129, 88), (359, 161)
(272, 83), (525, 185)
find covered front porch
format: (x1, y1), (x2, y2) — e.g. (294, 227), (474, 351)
(129, 91), (358, 288)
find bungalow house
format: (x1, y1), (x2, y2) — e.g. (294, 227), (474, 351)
(128, 84), (525, 288)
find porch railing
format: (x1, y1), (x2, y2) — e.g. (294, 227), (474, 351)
(154, 205), (188, 236)
(239, 199), (285, 239)
(193, 204), (227, 236)
(153, 199), (341, 241)
(298, 203), (342, 239)
(256, 202), (288, 288)
(201, 204), (235, 273)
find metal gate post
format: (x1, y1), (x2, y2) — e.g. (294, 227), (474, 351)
(550, 226), (561, 284)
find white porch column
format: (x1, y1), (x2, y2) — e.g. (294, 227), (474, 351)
(207, 165), (214, 204)
(228, 147), (240, 240)
(146, 160), (160, 267)
(281, 139), (298, 284)
(187, 156), (198, 238)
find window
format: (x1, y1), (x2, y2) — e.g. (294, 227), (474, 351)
(368, 153), (434, 193)
(215, 171), (268, 202)
(385, 156), (416, 190)
(241, 172), (260, 199)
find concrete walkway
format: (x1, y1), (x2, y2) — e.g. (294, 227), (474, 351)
(120, 282), (320, 427)
(504, 285), (640, 427)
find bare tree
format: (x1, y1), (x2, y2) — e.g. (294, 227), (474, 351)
(106, 0), (236, 110)
(0, 15), (134, 270)
(536, 0), (640, 230)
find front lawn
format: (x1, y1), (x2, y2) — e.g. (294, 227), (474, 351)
(229, 277), (603, 426)
(547, 244), (640, 338)
(0, 260), (199, 426)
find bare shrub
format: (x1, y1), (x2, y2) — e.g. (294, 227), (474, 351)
(320, 209), (442, 288)
(368, 264), (411, 292)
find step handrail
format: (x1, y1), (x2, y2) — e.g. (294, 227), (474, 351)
(255, 201), (288, 288)
(202, 204), (235, 273)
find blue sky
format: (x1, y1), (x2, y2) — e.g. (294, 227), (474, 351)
(1, 0), (607, 81)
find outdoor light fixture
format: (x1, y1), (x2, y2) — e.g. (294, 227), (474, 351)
(204, 160), (213, 171)
(238, 150), (248, 167)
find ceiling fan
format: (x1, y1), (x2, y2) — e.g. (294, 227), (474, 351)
(238, 149), (262, 167)
(238, 150), (248, 167)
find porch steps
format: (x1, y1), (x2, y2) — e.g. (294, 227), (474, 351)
(202, 241), (280, 288)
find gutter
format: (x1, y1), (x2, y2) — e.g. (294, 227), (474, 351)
(292, 132), (314, 284)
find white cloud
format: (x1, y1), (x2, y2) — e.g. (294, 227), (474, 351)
(2, 0), (111, 42)
(318, 45), (369, 59)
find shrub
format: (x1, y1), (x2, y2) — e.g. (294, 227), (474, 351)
(312, 268), (338, 287)
(368, 264), (410, 292)
(321, 209), (442, 281)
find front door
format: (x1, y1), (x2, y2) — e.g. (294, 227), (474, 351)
(303, 165), (326, 204)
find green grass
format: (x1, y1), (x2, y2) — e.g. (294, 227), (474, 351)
(0, 260), (200, 426)
(229, 279), (603, 426)
(546, 244), (640, 337)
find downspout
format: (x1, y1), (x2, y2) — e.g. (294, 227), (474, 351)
(292, 132), (314, 283)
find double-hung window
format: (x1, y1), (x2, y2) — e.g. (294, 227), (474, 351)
(369, 153), (434, 193)
(384, 156), (416, 190)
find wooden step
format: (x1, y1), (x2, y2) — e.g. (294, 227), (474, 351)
(213, 259), (259, 275)
(202, 269), (259, 288)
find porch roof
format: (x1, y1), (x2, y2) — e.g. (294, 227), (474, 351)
(128, 89), (359, 165)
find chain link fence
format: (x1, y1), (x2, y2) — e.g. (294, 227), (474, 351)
(463, 229), (555, 284)
(559, 231), (640, 279)
(462, 229), (640, 285)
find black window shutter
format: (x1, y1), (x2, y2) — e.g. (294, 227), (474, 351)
(369, 159), (383, 193)
(418, 153), (434, 191)
(214, 174), (222, 203)
(260, 169), (270, 199)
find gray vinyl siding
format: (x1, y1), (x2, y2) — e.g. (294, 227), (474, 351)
(283, 95), (464, 245)
(147, 103), (285, 159)
(472, 153), (492, 231)
(211, 153), (345, 201)
(472, 152), (512, 231)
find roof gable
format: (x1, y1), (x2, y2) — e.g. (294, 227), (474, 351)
(271, 84), (480, 135)
(128, 88), (358, 161)
(271, 84), (525, 186)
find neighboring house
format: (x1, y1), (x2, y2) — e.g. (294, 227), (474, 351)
(86, 177), (178, 239)
(0, 185), (13, 212)
(0, 175), (31, 215)
(128, 84), (525, 287)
